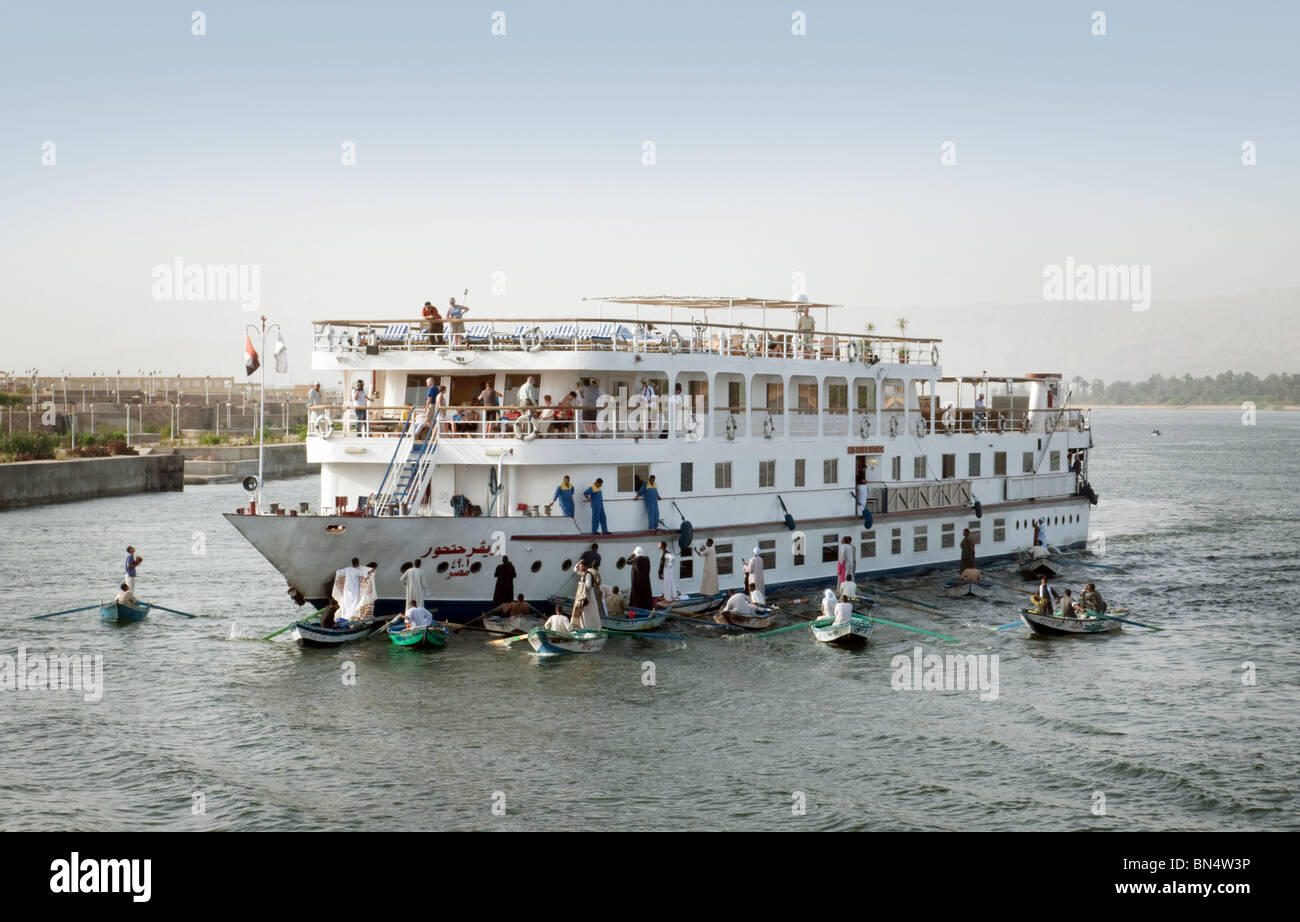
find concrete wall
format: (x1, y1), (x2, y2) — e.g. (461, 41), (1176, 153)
(0, 453), (185, 511)
(177, 443), (317, 484)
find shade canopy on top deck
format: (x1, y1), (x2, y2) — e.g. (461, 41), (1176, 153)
(583, 295), (841, 311)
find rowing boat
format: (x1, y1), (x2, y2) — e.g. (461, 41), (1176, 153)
(1020, 608), (1121, 635)
(292, 618), (380, 646)
(526, 627), (607, 656)
(809, 615), (873, 647)
(99, 600), (150, 623)
(387, 621), (449, 647)
(654, 591), (727, 614)
(713, 605), (776, 630)
(602, 606), (670, 632)
(483, 613), (543, 635)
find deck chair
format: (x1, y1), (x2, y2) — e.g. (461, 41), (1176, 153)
(377, 323), (410, 345)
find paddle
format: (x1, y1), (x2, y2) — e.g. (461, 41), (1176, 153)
(263, 610), (324, 641)
(666, 612), (746, 632)
(859, 611), (959, 642)
(987, 620), (1025, 632)
(869, 588), (943, 612)
(1086, 609), (1162, 631)
(151, 604), (198, 619)
(31, 604), (101, 620)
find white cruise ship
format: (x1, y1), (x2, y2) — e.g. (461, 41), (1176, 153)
(224, 296), (1097, 620)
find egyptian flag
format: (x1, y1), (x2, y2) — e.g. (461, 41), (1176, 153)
(244, 334), (260, 376)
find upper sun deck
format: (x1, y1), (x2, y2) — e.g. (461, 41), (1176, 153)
(310, 295), (944, 371)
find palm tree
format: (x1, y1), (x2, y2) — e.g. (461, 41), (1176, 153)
(896, 317), (908, 337)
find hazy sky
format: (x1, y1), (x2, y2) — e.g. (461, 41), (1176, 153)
(2, 1), (1296, 384)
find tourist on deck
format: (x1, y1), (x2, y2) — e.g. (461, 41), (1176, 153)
(478, 381), (500, 435)
(637, 475), (662, 530)
(695, 538), (719, 597)
(796, 306), (815, 356)
(628, 546), (653, 609)
(422, 301), (443, 345)
(115, 582), (136, 605)
(351, 380), (369, 436)
(415, 376), (439, 439)
(837, 535), (857, 589)
(604, 586), (628, 619)
(306, 381), (322, 429)
(538, 394), (556, 435)
(973, 393), (986, 433)
(554, 391), (578, 436)
(1079, 583), (1106, 616)
(670, 383), (684, 435)
(657, 541), (679, 601)
(579, 377), (601, 436)
(123, 546), (143, 591)
(548, 475), (576, 518)
(518, 375), (539, 408)
(748, 580), (765, 607)
(580, 543), (601, 572)
(492, 556), (517, 606)
(583, 478), (611, 534)
(744, 547), (766, 595)
(447, 296), (467, 347)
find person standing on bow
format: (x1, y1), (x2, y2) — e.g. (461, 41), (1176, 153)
(547, 475), (575, 518)
(571, 561), (602, 630)
(744, 547), (766, 595)
(636, 474), (661, 530)
(657, 541), (679, 602)
(123, 546), (143, 591)
(628, 546), (653, 610)
(583, 478), (610, 535)
(837, 535), (857, 592)
(695, 537), (719, 597)
(492, 555), (517, 607)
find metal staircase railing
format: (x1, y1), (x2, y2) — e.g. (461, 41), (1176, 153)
(394, 422), (441, 513)
(373, 410), (416, 513)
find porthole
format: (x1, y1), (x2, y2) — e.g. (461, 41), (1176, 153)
(436, 562), (449, 574)
(531, 560), (542, 573)
(325, 524), (347, 534)
(469, 561), (482, 574)
(616, 557), (626, 569)
(561, 559), (573, 571)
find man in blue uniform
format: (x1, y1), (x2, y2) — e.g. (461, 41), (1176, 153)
(583, 478), (611, 534)
(548, 475), (575, 518)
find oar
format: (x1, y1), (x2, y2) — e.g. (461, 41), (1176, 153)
(666, 612), (746, 631)
(610, 630), (685, 641)
(150, 604), (198, 619)
(368, 616), (401, 638)
(860, 611), (959, 642)
(986, 620), (1025, 632)
(869, 589), (943, 612)
(32, 604), (101, 620)
(1086, 609), (1162, 631)
(1051, 555), (1122, 571)
(263, 610), (324, 641)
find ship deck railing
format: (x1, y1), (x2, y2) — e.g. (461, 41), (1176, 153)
(311, 316), (943, 366)
(308, 403), (1090, 441)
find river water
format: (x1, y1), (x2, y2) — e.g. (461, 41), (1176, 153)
(1, 410), (1297, 831)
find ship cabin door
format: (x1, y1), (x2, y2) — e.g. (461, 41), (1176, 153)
(447, 375), (486, 409)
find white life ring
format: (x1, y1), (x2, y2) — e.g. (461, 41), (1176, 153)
(519, 326), (543, 352)
(668, 329), (682, 355)
(725, 414), (737, 440)
(314, 415), (332, 439)
(915, 416), (927, 438)
(762, 417), (774, 439)
(858, 416), (871, 439)
(514, 414), (538, 441)
(845, 341), (859, 362)
(888, 415), (900, 438)
(931, 344), (939, 365)
(744, 333), (758, 358)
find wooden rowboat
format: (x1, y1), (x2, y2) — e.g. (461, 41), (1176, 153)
(99, 600), (150, 623)
(483, 614), (544, 635)
(526, 628), (607, 656)
(654, 591), (727, 614)
(602, 606), (670, 632)
(810, 615), (873, 647)
(387, 622), (449, 647)
(292, 618), (379, 646)
(1020, 608), (1121, 635)
(713, 605), (776, 630)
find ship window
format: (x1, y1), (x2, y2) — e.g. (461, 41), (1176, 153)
(883, 380), (905, 410)
(993, 518), (1006, 542)
(561, 559), (572, 571)
(531, 560), (542, 572)
(856, 382), (876, 412)
(715, 462), (733, 490)
(618, 464), (650, 493)
(616, 557), (626, 569)
(680, 462), (693, 493)
(766, 382), (785, 412)
(759, 460), (776, 488)
(913, 456), (926, 479)
(436, 562), (449, 573)
(1049, 451), (1061, 472)
(968, 522), (981, 545)
(891, 456), (901, 480)
(1023, 451), (1034, 473)
(727, 381), (744, 410)
(822, 534), (839, 563)
(890, 528), (902, 555)
(913, 526), (928, 553)
(827, 383), (848, 410)
(941, 522), (955, 548)
(994, 452), (1007, 476)
(759, 540), (776, 570)
(823, 458), (838, 484)
(968, 453), (981, 477)
(795, 458), (806, 487)
(942, 454), (956, 479)
(680, 546), (693, 580)
(716, 542), (734, 576)
(861, 530), (876, 558)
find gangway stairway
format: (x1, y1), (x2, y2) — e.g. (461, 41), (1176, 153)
(373, 411), (441, 515)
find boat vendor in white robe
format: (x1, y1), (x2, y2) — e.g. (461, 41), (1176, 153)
(659, 544), (680, 601)
(571, 563), (602, 630)
(720, 590), (757, 617)
(695, 538), (719, 597)
(744, 548), (765, 595)
(400, 562), (426, 610)
(820, 589), (837, 622)
(748, 581), (765, 607)
(333, 557), (365, 622)
(403, 606), (434, 629)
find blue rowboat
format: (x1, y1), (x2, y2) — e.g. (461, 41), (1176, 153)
(526, 628), (606, 656)
(602, 606), (669, 632)
(99, 601), (150, 623)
